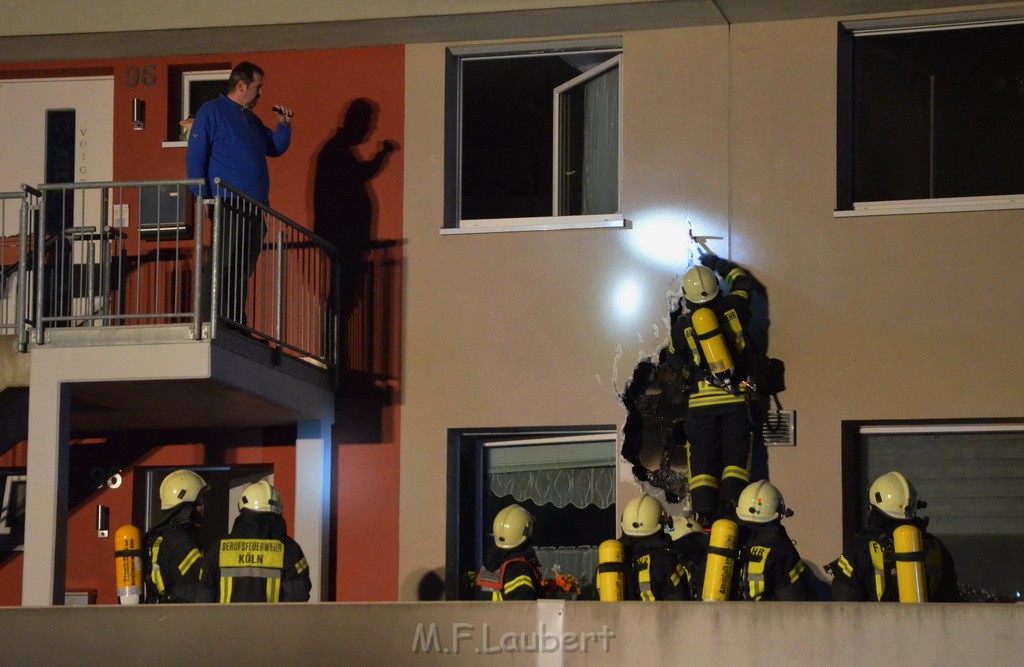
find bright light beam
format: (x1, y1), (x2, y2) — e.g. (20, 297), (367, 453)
(625, 212), (693, 270)
(612, 278), (643, 319)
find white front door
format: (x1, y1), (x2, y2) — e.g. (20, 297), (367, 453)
(0, 76), (113, 191)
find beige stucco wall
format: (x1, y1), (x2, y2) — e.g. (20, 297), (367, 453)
(727, 15), (1024, 565)
(401, 27), (732, 600)
(402, 15), (1024, 600)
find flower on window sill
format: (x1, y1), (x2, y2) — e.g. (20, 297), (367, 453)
(541, 566), (582, 597)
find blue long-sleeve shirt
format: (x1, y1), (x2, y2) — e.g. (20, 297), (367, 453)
(185, 94), (291, 205)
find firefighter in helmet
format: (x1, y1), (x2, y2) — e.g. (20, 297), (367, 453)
(830, 471), (960, 602)
(213, 479), (312, 602)
(734, 480), (807, 601)
(619, 494), (692, 600)
(145, 469), (215, 603)
(476, 504), (543, 601)
(667, 253), (761, 528)
(665, 514), (708, 599)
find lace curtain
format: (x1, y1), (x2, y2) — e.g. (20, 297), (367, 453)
(535, 545), (599, 585)
(487, 465), (615, 509)
(581, 61), (619, 215)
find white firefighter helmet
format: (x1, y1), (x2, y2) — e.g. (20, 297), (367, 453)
(682, 265), (720, 304)
(493, 504), (534, 550)
(621, 494), (665, 537)
(665, 514), (703, 541)
(238, 479), (282, 514)
(736, 480), (787, 524)
(159, 469), (209, 510)
(869, 471), (918, 520)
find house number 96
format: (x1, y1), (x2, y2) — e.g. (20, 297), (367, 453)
(126, 65), (157, 88)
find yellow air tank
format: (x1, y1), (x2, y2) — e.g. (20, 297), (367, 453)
(702, 519), (738, 601)
(114, 524), (144, 605)
(692, 308), (734, 379)
(893, 524), (928, 603)
(597, 539), (625, 601)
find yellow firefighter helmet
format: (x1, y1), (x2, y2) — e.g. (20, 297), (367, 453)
(238, 480), (282, 514)
(493, 504), (534, 549)
(621, 494), (664, 537)
(158, 469), (209, 510)
(682, 265), (720, 304)
(869, 471), (918, 520)
(665, 514), (704, 541)
(736, 480), (787, 524)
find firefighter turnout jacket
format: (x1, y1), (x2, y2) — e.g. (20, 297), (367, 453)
(831, 511), (960, 602)
(668, 254), (758, 411)
(621, 533), (693, 601)
(146, 507), (214, 603)
(668, 255), (760, 518)
(214, 510), (312, 603)
(736, 522), (807, 601)
(477, 546), (543, 601)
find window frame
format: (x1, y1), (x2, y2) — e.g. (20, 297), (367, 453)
(835, 11), (1024, 218)
(445, 424), (617, 600)
(552, 54), (622, 219)
(181, 69), (230, 124)
(444, 39), (626, 234)
(840, 418), (1024, 598)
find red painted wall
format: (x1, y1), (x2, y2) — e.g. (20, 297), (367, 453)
(0, 44), (404, 604)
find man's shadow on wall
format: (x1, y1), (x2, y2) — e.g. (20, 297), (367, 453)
(313, 98), (400, 444)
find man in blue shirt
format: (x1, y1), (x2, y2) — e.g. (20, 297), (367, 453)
(186, 61), (292, 324)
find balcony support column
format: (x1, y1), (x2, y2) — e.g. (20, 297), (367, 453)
(294, 418), (333, 602)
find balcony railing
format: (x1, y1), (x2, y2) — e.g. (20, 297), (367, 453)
(2, 187), (38, 345)
(6, 178), (340, 370)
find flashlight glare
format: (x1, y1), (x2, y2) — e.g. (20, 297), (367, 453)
(613, 279), (642, 318)
(627, 215), (692, 270)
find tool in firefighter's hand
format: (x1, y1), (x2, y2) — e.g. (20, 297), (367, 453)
(688, 227), (722, 257)
(271, 106), (293, 118)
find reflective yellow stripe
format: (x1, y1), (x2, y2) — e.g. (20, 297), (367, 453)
(722, 309), (745, 353)
(220, 576), (232, 603)
(722, 465), (750, 483)
(267, 577), (281, 603)
(637, 554), (655, 601)
(746, 546), (768, 600)
(179, 548), (202, 575)
(503, 574), (534, 596)
(869, 541), (887, 601)
(725, 267), (743, 284)
(218, 539), (285, 569)
(684, 327), (699, 365)
(837, 556), (853, 577)
(689, 388), (747, 408)
(689, 473), (720, 490)
(295, 557), (309, 575)
(150, 537), (166, 594)
(789, 560), (807, 584)
(152, 569), (165, 594)
(670, 563), (686, 587)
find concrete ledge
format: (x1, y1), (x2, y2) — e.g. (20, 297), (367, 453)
(0, 601), (1019, 666)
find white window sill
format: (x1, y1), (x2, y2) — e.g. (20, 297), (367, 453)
(835, 194), (1024, 217)
(162, 141), (187, 148)
(440, 214), (629, 235)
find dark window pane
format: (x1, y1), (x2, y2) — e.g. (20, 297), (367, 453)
(460, 52), (618, 221)
(848, 24), (1024, 203)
